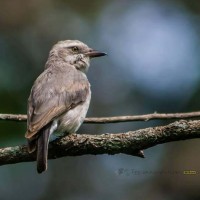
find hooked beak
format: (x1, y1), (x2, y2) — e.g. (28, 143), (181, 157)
(85, 49), (107, 58)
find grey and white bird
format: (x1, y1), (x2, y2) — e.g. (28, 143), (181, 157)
(25, 40), (106, 173)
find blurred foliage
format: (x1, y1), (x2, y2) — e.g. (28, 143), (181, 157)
(0, 0), (200, 199)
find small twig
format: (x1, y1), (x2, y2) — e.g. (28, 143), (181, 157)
(0, 114), (27, 121)
(84, 111), (200, 123)
(0, 120), (200, 166)
(1, 111), (200, 123)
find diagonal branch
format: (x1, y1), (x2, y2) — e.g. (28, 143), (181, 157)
(1, 111), (200, 123)
(0, 119), (200, 166)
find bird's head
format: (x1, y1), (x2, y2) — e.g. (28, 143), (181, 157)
(49, 40), (106, 72)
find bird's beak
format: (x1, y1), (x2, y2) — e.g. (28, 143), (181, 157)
(85, 49), (107, 58)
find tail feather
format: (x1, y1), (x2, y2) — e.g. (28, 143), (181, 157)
(37, 123), (52, 174)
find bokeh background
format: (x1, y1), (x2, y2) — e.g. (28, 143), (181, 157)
(1, 0), (200, 199)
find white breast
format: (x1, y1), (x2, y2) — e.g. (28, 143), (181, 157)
(57, 89), (91, 134)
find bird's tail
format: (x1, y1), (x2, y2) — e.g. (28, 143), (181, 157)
(37, 123), (52, 173)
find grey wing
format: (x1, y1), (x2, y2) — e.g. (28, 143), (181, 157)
(25, 65), (90, 139)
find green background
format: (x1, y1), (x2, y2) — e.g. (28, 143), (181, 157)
(0, 0), (200, 199)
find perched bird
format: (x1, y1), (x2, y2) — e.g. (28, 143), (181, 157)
(25, 40), (106, 173)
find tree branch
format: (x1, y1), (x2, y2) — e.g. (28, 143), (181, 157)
(1, 119), (200, 166)
(1, 111), (200, 123)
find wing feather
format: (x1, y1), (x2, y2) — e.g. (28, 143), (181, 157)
(25, 62), (89, 139)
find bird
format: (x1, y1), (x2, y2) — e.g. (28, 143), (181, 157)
(25, 40), (106, 173)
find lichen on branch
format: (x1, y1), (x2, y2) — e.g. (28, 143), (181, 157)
(0, 119), (200, 166)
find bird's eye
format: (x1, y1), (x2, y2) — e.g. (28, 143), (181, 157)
(72, 46), (79, 53)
